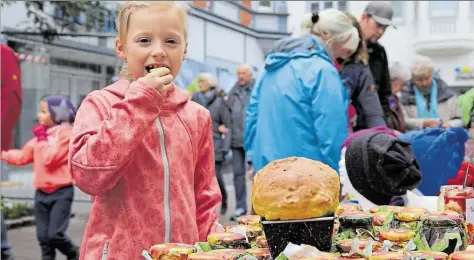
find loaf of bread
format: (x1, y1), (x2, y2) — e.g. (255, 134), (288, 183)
(251, 157), (340, 220)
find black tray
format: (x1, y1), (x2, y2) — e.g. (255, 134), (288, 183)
(261, 216), (335, 259)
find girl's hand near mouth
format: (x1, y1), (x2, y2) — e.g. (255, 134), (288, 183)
(139, 67), (174, 96)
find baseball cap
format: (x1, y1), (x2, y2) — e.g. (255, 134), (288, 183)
(364, 1), (397, 29)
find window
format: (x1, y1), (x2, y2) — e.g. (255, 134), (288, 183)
(323, 1), (333, 9)
(258, 0), (273, 12)
(308, 1), (346, 13)
(259, 0), (271, 7)
(430, 1), (458, 18)
(391, 1), (404, 19)
(310, 2), (319, 13)
(338, 0), (347, 11)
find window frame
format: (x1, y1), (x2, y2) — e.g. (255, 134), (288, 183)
(429, 1), (459, 18)
(306, 1), (348, 13)
(390, 1), (406, 25)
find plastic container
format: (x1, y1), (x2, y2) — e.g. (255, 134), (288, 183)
(261, 216), (335, 259)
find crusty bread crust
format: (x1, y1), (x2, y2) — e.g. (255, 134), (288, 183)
(251, 157), (340, 220)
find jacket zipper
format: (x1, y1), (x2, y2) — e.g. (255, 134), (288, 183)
(156, 117), (171, 242)
(101, 242), (109, 260)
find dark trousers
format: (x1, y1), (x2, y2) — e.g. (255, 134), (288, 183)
(215, 161), (228, 203)
(34, 185), (78, 260)
(232, 147), (247, 211)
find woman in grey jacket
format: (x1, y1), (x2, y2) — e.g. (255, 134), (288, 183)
(192, 73), (231, 214)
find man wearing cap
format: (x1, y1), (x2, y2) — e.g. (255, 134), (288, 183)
(360, 1), (395, 121)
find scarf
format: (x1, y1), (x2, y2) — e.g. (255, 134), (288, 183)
(413, 79), (438, 119)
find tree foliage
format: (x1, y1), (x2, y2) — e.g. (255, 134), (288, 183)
(1, 1), (117, 41)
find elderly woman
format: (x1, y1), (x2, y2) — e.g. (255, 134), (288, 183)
(244, 9), (359, 174)
(400, 55), (463, 130)
(386, 61), (410, 133)
(191, 73), (231, 214)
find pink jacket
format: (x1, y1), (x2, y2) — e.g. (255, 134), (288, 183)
(1, 124), (73, 193)
(68, 80), (222, 259)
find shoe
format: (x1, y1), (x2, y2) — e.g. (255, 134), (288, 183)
(229, 208), (247, 221)
(67, 248), (80, 260)
(220, 201), (228, 215)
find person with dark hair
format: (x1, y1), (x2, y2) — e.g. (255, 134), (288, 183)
(359, 1), (396, 121)
(338, 13), (386, 131)
(1, 95), (79, 260)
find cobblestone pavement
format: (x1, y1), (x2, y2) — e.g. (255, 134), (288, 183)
(3, 162), (250, 259)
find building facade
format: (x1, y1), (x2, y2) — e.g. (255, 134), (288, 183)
(1, 1), (289, 147)
(289, 1), (474, 91)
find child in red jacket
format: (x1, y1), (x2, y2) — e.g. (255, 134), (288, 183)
(68, 2), (222, 259)
(1, 95), (79, 260)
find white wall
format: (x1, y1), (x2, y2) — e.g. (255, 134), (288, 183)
(206, 22), (245, 64)
(244, 36), (265, 70)
(187, 16), (206, 62)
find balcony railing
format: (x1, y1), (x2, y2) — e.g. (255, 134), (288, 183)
(430, 18), (457, 35)
(191, 0), (289, 34)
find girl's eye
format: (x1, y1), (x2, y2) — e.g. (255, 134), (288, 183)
(166, 39), (177, 44)
(138, 38), (150, 44)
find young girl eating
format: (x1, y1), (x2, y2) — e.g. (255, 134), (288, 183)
(68, 2), (221, 259)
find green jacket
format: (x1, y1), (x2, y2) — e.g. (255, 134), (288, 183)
(458, 88), (474, 126)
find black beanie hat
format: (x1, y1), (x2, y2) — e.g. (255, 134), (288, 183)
(345, 132), (422, 205)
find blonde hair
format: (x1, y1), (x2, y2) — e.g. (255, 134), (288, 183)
(198, 73), (217, 87)
(299, 13), (314, 36)
(411, 55), (435, 78)
(116, 1), (189, 78)
(311, 9), (357, 45)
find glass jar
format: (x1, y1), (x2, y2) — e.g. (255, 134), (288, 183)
(444, 187), (474, 218)
(439, 185), (463, 212)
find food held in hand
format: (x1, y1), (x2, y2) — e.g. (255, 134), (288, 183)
(224, 225), (263, 244)
(149, 243), (196, 260)
(255, 236), (268, 248)
(251, 157), (340, 220)
(207, 232), (250, 249)
(408, 251), (448, 260)
(336, 203), (362, 216)
(188, 249), (247, 260)
(246, 248), (271, 260)
(448, 250), (474, 260)
(237, 215), (262, 227)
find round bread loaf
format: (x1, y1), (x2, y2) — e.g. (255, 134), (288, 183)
(251, 157), (340, 220)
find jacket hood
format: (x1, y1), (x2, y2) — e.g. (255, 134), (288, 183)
(265, 36), (332, 71)
(400, 77), (454, 106)
(104, 80), (189, 113)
